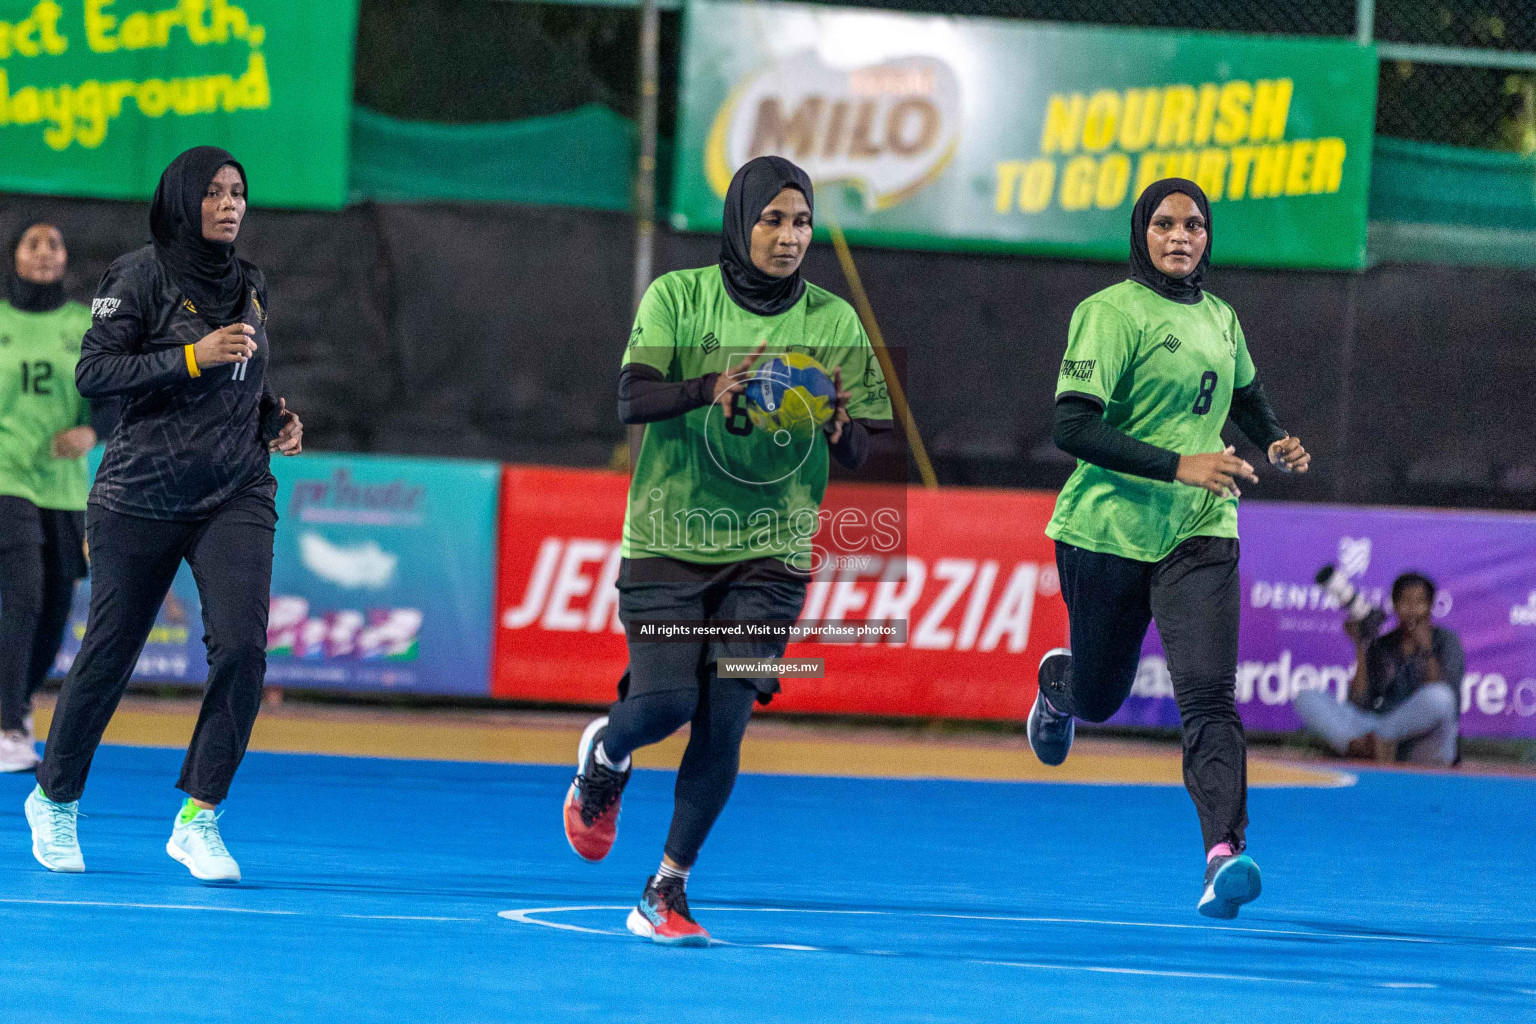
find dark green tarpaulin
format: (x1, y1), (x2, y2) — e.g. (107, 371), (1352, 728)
(349, 104), (636, 210)
(1369, 136), (1536, 267)
(1371, 136), (1536, 230)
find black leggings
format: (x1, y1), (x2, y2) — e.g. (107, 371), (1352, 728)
(38, 494), (274, 805)
(601, 675), (758, 869)
(0, 512), (83, 734)
(1049, 536), (1247, 853)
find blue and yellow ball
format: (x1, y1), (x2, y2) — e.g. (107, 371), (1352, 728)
(742, 353), (837, 433)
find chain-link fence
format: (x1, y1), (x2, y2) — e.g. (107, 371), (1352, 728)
(1377, 58), (1535, 150)
(805, 0), (1356, 36)
(1374, 1), (1536, 153)
(357, 0), (1536, 155)
(1376, 0), (1536, 51)
(355, 0), (680, 124)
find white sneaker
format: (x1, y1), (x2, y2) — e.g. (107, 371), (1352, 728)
(24, 787), (84, 872)
(0, 730), (40, 773)
(22, 711), (36, 745)
(167, 806), (241, 883)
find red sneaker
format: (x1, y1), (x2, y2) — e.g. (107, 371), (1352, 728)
(626, 876), (711, 947)
(563, 716), (630, 862)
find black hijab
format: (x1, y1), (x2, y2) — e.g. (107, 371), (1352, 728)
(150, 146), (250, 322)
(719, 155), (814, 316)
(1128, 177), (1212, 305)
(7, 220), (67, 314)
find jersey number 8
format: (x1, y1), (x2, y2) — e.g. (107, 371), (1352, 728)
(724, 394), (754, 436)
(1191, 371), (1217, 416)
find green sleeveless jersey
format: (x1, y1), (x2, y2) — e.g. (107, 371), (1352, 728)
(1046, 280), (1256, 562)
(622, 266), (892, 566)
(0, 300), (93, 510)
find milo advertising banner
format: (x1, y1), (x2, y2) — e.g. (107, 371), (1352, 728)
(0, 0), (359, 207)
(674, 1), (1377, 269)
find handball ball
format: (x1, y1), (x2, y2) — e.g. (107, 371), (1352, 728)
(742, 353), (837, 432)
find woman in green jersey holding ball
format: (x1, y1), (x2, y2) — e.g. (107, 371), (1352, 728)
(1032, 178), (1310, 919)
(561, 156), (893, 946)
(0, 221), (97, 773)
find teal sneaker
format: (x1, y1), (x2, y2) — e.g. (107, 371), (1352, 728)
(167, 806), (241, 884)
(1198, 853), (1262, 919)
(24, 787), (84, 873)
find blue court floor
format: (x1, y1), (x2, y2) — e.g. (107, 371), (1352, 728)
(1, 744), (1532, 1023)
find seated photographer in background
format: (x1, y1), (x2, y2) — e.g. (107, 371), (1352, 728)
(1294, 573), (1463, 766)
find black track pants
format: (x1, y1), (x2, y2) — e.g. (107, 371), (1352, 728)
(601, 675), (759, 868)
(0, 503), (83, 734)
(1049, 536), (1248, 853)
(0, 542), (44, 734)
(37, 494), (274, 804)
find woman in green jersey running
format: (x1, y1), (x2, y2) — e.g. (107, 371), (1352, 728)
(561, 155), (893, 946)
(0, 221), (97, 772)
(1031, 178), (1310, 919)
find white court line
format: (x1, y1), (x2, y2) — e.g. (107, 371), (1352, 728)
(497, 906), (625, 935)
(498, 905), (1536, 955)
(0, 897), (475, 922)
(971, 960), (1318, 986)
(337, 914), (479, 922)
(0, 898), (300, 916)
(496, 907), (1320, 987)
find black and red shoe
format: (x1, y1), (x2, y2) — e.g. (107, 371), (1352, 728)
(626, 876), (711, 947)
(563, 716), (631, 862)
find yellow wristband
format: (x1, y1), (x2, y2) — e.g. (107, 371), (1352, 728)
(184, 344), (200, 378)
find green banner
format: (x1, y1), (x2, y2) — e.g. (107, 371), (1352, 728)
(0, 1), (358, 208)
(674, 2), (1377, 269)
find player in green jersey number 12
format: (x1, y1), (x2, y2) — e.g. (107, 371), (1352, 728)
(0, 221), (96, 774)
(1036, 178), (1310, 920)
(561, 156), (893, 946)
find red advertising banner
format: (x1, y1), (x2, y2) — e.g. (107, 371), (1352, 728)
(492, 465), (1536, 734)
(493, 465), (1067, 718)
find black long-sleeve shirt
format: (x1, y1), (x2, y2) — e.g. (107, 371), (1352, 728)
(81, 245), (280, 520)
(1053, 380), (1286, 482)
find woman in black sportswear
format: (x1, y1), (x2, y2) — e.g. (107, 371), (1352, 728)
(25, 147), (302, 884)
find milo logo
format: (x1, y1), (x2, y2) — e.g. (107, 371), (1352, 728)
(706, 51), (961, 211)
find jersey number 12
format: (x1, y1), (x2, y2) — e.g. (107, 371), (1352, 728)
(19, 360), (53, 395)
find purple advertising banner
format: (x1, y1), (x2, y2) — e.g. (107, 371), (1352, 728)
(1111, 502), (1536, 738)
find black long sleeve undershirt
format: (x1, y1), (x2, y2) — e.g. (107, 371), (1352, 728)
(618, 364), (872, 470)
(828, 418), (870, 471)
(617, 363), (717, 424)
(1053, 378), (1287, 484)
(1053, 396), (1180, 482)
(1227, 379), (1287, 450)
